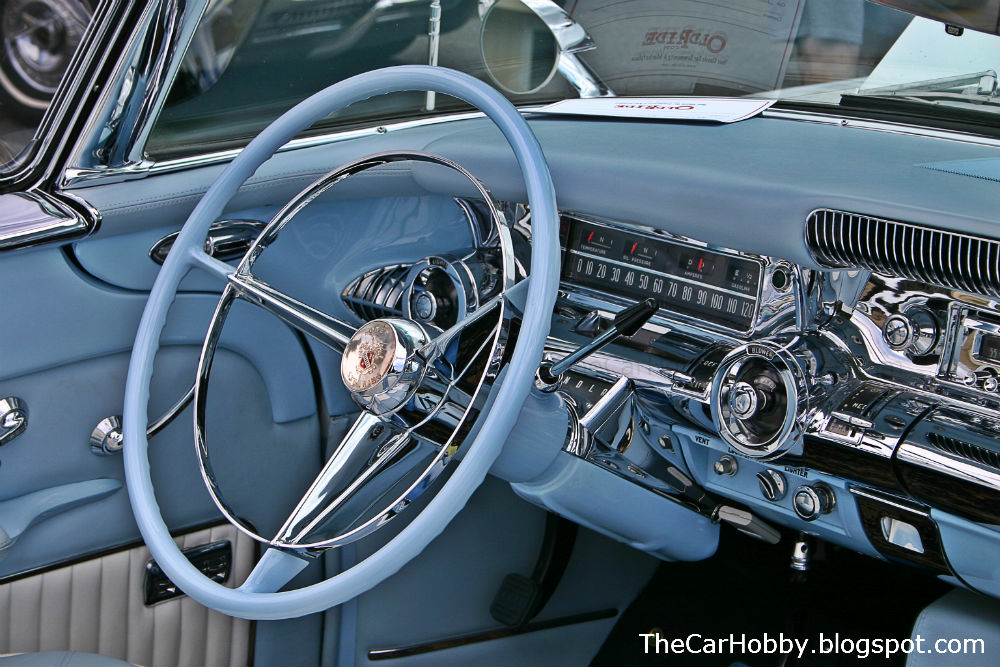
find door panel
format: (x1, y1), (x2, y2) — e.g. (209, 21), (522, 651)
(0, 523), (255, 667)
(0, 239), (322, 576)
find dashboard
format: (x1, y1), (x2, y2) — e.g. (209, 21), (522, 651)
(511, 207), (1000, 598)
(176, 108), (1000, 605)
(335, 185), (1000, 599)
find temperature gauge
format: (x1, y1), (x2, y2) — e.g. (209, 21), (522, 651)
(580, 229), (614, 251)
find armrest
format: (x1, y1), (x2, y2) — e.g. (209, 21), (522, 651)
(0, 479), (122, 561)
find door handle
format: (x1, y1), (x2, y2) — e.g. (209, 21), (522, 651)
(0, 479), (121, 561)
(0, 397), (27, 446)
(150, 219), (265, 265)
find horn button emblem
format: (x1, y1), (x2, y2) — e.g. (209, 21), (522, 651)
(342, 321), (395, 392)
(341, 319), (429, 413)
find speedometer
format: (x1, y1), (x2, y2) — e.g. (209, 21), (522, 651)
(561, 217), (763, 332)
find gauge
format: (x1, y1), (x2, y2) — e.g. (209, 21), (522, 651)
(908, 309), (940, 356)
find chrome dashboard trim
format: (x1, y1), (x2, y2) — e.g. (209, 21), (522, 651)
(806, 208), (1000, 300)
(66, 104), (1000, 187)
(897, 442), (1000, 493)
(762, 107), (1000, 149)
(848, 485), (931, 516)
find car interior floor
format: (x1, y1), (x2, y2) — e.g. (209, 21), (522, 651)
(593, 529), (952, 667)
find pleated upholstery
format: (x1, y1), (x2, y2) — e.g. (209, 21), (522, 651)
(0, 525), (254, 667)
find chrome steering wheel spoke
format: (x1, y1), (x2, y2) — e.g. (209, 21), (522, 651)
(228, 271), (354, 353)
(271, 410), (415, 548)
(192, 150), (518, 558)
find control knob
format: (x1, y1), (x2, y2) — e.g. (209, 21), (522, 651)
(792, 483), (836, 521)
(713, 454), (739, 477)
(756, 469), (787, 501)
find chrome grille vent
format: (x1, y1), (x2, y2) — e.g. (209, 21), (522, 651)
(806, 209), (1000, 298)
(341, 264), (410, 321)
(927, 432), (1000, 471)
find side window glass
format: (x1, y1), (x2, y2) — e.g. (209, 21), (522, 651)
(0, 0), (93, 162)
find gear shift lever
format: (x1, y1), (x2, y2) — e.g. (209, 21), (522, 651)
(537, 298), (658, 387)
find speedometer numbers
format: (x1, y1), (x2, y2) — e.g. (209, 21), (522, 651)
(562, 219), (762, 331)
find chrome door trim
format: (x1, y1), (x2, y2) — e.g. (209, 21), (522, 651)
(0, 191), (89, 250)
(2, 0), (147, 190)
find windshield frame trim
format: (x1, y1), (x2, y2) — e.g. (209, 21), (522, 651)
(61, 108), (516, 188)
(61, 104), (1000, 189)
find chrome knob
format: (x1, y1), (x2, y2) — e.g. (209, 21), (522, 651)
(756, 469), (786, 501)
(882, 314), (913, 350)
(728, 382), (759, 419)
(90, 416), (124, 456)
(713, 454), (739, 477)
(0, 397), (27, 446)
(792, 483), (836, 521)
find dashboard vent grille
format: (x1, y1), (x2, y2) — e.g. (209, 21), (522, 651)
(927, 432), (1000, 471)
(341, 264), (410, 321)
(806, 209), (1000, 298)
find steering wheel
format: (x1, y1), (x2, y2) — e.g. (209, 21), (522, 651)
(122, 66), (559, 620)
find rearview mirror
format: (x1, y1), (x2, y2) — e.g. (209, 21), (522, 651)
(871, 0), (1000, 35)
(480, 0), (559, 94)
(478, 0), (612, 97)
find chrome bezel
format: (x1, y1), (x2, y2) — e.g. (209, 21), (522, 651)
(556, 213), (798, 338)
(710, 340), (808, 459)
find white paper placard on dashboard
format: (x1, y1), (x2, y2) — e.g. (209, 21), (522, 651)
(534, 97), (775, 123)
(567, 0), (804, 96)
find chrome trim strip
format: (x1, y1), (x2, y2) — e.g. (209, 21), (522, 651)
(64, 109), (498, 187)
(848, 485), (930, 516)
(805, 207), (1000, 299)
(0, 191), (90, 250)
(897, 442), (1000, 492)
(762, 107), (1000, 149)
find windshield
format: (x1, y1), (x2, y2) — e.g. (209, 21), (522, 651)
(145, 0), (997, 159)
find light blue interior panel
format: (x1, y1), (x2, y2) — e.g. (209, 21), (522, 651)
(675, 425), (883, 559)
(338, 477), (658, 667)
(934, 511), (1000, 598)
(0, 247), (313, 423)
(512, 452), (719, 562)
(69, 116), (1000, 271)
(0, 346), (319, 578)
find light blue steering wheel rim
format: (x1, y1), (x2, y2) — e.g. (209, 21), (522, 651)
(122, 65), (559, 620)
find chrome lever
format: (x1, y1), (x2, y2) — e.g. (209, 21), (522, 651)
(537, 298), (657, 387)
(150, 219), (265, 265)
(0, 397), (27, 446)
